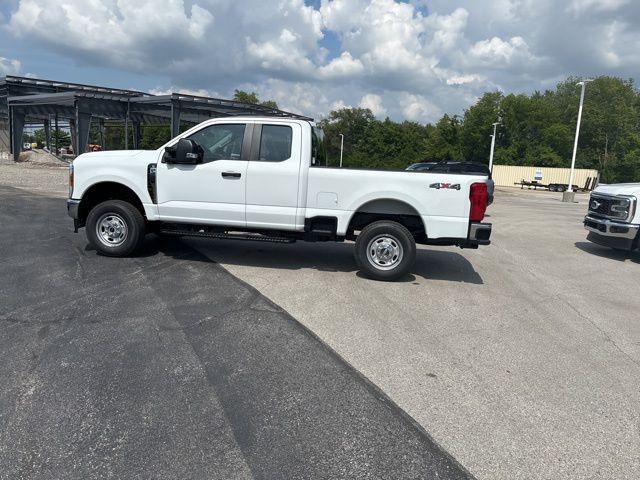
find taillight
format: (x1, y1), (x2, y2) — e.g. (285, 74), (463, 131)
(69, 163), (74, 198)
(469, 182), (487, 222)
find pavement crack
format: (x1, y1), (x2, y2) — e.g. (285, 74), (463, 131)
(556, 293), (640, 368)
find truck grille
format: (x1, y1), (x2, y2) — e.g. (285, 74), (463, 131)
(588, 194), (633, 221)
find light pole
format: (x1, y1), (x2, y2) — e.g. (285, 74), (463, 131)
(566, 79), (592, 199)
(488, 122), (500, 173)
(339, 133), (344, 167)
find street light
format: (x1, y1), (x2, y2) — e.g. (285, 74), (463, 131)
(488, 121), (501, 173)
(567, 79), (592, 197)
(339, 133), (344, 168)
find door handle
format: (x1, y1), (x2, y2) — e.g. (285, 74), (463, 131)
(221, 171), (241, 178)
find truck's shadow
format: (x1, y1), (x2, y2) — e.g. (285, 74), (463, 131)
(575, 241), (640, 263)
(141, 235), (484, 285)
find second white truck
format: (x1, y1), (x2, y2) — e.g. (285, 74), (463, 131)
(67, 116), (492, 280)
(584, 183), (640, 252)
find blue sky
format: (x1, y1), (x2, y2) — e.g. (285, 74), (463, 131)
(2, 0), (639, 122)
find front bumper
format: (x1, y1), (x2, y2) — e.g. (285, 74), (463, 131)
(67, 199), (82, 232)
(67, 199), (80, 219)
(584, 215), (639, 250)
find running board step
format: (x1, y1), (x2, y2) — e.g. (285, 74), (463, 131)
(160, 229), (296, 244)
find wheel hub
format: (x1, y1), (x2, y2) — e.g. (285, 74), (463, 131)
(96, 213), (128, 247)
(367, 235), (403, 270)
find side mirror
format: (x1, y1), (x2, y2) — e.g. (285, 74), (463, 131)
(165, 138), (203, 164)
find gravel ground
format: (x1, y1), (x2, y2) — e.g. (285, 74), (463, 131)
(0, 157), (68, 197)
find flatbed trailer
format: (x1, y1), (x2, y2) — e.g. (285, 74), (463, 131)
(514, 177), (596, 192)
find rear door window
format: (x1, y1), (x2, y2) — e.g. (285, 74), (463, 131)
(258, 125), (292, 162)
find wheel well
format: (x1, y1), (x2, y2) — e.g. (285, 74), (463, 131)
(347, 199), (426, 240)
(78, 182), (145, 225)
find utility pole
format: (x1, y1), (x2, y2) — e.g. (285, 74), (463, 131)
(565, 79), (592, 201)
(339, 133), (344, 167)
(489, 122), (500, 173)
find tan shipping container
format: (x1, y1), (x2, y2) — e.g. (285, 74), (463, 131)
(492, 165), (599, 189)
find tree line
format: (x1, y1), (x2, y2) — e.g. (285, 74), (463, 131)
(25, 78), (640, 183)
(320, 76), (640, 183)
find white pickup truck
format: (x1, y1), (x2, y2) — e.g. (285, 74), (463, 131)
(67, 116), (492, 280)
(584, 183), (640, 252)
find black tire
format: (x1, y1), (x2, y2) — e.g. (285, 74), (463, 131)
(557, 185), (566, 192)
(86, 200), (146, 256)
(548, 185), (557, 192)
(354, 220), (416, 281)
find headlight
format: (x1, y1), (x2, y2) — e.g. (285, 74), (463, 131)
(611, 196), (636, 221)
(69, 163), (74, 198)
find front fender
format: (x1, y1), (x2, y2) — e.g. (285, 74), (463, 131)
(75, 174), (151, 204)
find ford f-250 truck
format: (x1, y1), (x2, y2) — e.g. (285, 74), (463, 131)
(67, 116), (492, 280)
(584, 183), (640, 252)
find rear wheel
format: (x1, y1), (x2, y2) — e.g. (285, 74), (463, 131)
(557, 184), (566, 192)
(354, 220), (416, 281)
(86, 200), (146, 256)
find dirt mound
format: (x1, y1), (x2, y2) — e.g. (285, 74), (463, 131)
(17, 149), (69, 168)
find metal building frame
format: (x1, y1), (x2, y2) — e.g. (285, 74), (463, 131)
(1, 75), (311, 161)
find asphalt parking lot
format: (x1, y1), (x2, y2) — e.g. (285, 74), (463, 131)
(188, 188), (640, 480)
(0, 185), (471, 480)
(1, 163), (639, 480)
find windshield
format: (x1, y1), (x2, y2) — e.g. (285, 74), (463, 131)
(311, 126), (327, 167)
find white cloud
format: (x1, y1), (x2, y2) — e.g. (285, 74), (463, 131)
(399, 94), (441, 123)
(0, 57), (21, 75)
(568, 0), (629, 14)
(3, 0), (640, 123)
(318, 51), (364, 78)
(446, 74), (485, 85)
(468, 36), (536, 67)
(149, 87), (217, 97)
(359, 94), (387, 117)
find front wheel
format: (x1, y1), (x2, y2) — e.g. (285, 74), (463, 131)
(354, 220), (416, 281)
(86, 200), (146, 256)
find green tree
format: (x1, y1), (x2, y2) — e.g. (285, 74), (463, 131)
(316, 76), (640, 180)
(318, 107), (376, 167)
(233, 89), (279, 110)
(423, 114), (462, 162)
(233, 90), (260, 105)
(459, 91), (503, 163)
(29, 128), (71, 149)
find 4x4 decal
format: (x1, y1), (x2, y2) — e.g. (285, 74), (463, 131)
(429, 182), (461, 190)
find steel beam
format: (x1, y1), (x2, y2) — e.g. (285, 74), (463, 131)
(171, 101), (181, 138)
(133, 122), (141, 149)
(44, 117), (51, 150)
(124, 99), (130, 150)
(99, 118), (105, 150)
(10, 107), (25, 162)
(75, 106), (91, 156)
(69, 119), (77, 155)
(54, 114), (59, 155)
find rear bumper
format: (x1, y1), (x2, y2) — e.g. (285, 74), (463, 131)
(468, 222), (492, 245)
(415, 221), (491, 248)
(584, 215), (639, 250)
